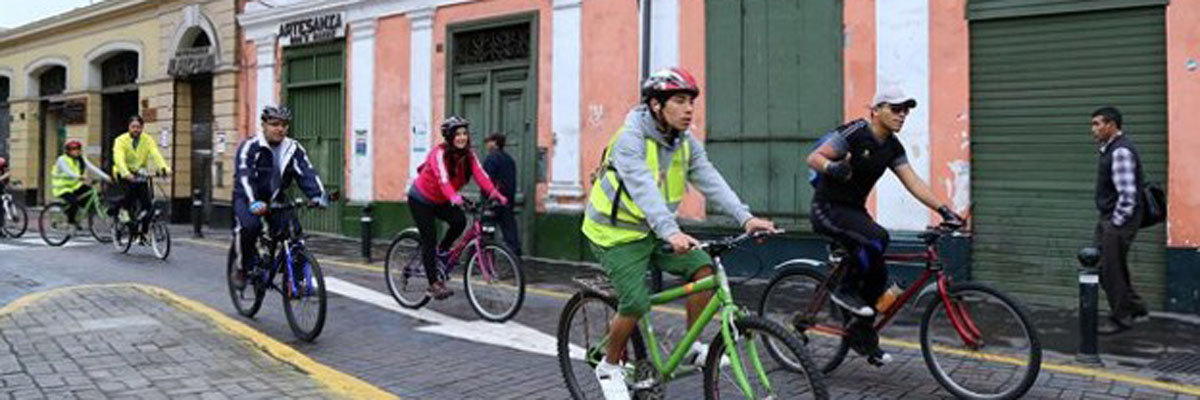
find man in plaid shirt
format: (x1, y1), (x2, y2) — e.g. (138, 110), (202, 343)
(1090, 106), (1148, 332)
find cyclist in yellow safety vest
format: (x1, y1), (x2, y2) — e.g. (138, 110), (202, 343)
(584, 67), (777, 400)
(110, 115), (171, 231)
(51, 139), (112, 229)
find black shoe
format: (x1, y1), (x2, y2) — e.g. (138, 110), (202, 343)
(231, 268), (248, 291)
(831, 286), (875, 317)
(1100, 315), (1134, 335)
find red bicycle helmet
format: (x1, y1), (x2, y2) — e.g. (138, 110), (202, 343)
(64, 139), (83, 151)
(641, 67), (700, 102)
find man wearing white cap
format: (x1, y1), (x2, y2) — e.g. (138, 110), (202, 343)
(805, 87), (964, 366)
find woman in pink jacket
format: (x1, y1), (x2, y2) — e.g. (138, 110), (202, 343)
(409, 116), (508, 299)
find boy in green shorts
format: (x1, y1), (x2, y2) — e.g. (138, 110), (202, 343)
(582, 67), (777, 400)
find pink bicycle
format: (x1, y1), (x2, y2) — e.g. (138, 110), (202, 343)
(384, 197), (525, 322)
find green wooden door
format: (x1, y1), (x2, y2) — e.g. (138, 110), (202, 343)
(704, 0), (842, 222)
(448, 18), (537, 255)
(969, 6), (1168, 308)
(284, 42), (344, 234)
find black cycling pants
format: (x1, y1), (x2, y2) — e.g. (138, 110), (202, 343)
(408, 189), (466, 285)
(60, 185), (92, 224)
(810, 202), (891, 306)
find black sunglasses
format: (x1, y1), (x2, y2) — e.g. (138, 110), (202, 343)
(888, 104), (912, 114)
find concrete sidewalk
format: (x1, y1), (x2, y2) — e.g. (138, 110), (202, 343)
(0, 283), (394, 400)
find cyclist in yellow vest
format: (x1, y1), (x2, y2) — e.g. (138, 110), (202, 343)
(110, 115), (171, 230)
(586, 67), (776, 400)
(51, 139), (111, 229)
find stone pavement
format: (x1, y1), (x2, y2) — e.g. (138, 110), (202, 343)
(0, 284), (393, 400)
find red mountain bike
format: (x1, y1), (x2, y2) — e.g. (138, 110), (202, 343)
(758, 222), (1041, 400)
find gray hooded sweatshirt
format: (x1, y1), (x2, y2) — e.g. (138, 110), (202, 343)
(605, 105), (754, 240)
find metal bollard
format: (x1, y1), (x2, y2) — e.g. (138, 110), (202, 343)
(1076, 247), (1103, 366)
(361, 202), (374, 262)
(192, 188), (204, 238)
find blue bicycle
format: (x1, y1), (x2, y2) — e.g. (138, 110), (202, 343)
(226, 195), (331, 342)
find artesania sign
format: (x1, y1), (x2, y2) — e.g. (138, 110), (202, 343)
(279, 13), (344, 46)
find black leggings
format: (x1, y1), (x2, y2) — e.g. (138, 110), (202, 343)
(60, 185), (92, 224)
(408, 191), (466, 285)
(810, 202), (891, 306)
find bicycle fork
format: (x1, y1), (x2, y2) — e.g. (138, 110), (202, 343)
(937, 276), (984, 349)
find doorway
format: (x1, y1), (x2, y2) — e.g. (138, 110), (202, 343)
(447, 16), (538, 255)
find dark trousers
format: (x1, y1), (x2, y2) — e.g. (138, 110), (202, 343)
(1094, 213), (1147, 319)
(810, 202), (891, 305)
(408, 191), (466, 285)
(495, 205), (522, 257)
(233, 196), (286, 273)
(60, 185), (92, 224)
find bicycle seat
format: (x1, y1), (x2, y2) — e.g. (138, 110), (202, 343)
(918, 231), (940, 244)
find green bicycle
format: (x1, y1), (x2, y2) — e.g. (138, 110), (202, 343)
(39, 181), (114, 246)
(557, 231), (828, 399)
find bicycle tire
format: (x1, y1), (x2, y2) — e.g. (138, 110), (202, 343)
(282, 248), (327, 342)
(88, 205), (113, 243)
(38, 203), (72, 247)
(384, 229), (431, 309)
(463, 242), (525, 322)
(703, 315), (829, 400)
(226, 245), (265, 318)
(557, 291), (648, 400)
(919, 282), (1041, 400)
(758, 264), (850, 374)
(150, 221), (170, 260)
(2, 199), (28, 238)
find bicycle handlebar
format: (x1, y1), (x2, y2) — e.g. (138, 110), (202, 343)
(659, 229), (784, 255)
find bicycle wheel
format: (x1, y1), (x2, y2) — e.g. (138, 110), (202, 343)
(38, 203), (72, 247)
(703, 315), (828, 400)
(758, 264), (849, 374)
(2, 199), (28, 238)
(384, 229), (431, 309)
(150, 221), (170, 260)
(282, 248), (327, 342)
(920, 282), (1041, 400)
(113, 220), (134, 254)
(88, 206), (113, 243)
(463, 242), (525, 322)
(226, 245), (265, 318)
(557, 291), (649, 400)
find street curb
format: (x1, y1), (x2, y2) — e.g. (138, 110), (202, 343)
(0, 283), (399, 400)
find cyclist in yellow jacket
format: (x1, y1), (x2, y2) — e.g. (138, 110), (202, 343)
(52, 139), (111, 229)
(110, 115), (170, 231)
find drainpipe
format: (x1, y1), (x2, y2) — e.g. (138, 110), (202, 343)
(641, 0), (652, 80)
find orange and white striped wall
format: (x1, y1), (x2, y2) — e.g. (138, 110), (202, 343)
(235, 0), (1200, 254)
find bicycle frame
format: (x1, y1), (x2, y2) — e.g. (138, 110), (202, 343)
(434, 205), (497, 282)
(257, 208), (317, 298)
(635, 255), (763, 396)
(803, 237), (984, 349)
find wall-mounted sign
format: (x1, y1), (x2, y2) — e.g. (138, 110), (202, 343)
(215, 132), (227, 155)
(354, 129), (367, 156)
(61, 98), (86, 125)
(279, 13), (344, 46)
(169, 46), (217, 77)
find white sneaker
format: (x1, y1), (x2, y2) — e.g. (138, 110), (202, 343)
(686, 342), (730, 368)
(594, 360), (631, 400)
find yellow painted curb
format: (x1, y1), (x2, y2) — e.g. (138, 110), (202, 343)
(178, 236), (1200, 395)
(0, 283), (397, 400)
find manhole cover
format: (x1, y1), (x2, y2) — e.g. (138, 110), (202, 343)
(1147, 353), (1200, 375)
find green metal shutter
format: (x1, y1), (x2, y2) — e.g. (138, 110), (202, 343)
(283, 42), (345, 234)
(970, 6), (1168, 308)
(704, 0), (842, 221)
